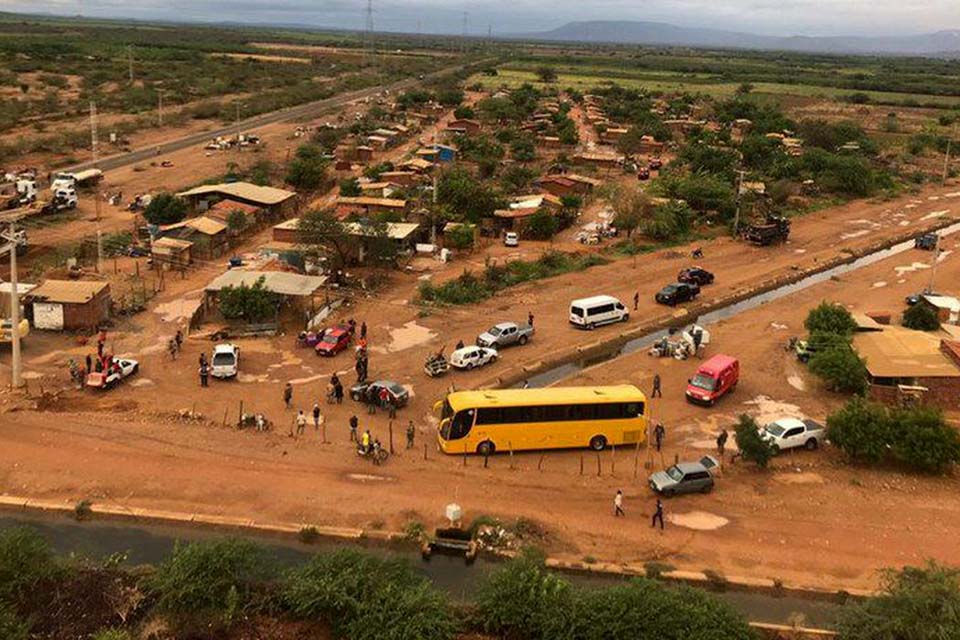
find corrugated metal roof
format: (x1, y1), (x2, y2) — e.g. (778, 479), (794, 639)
(342, 222), (420, 240)
(205, 270), (327, 297)
(176, 182), (296, 206)
(185, 216), (227, 235)
(27, 279), (108, 304)
(337, 196), (407, 208)
(854, 326), (960, 379)
(153, 237), (193, 250)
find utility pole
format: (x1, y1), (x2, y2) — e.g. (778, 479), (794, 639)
(2, 224), (23, 388)
(235, 102), (242, 151)
(462, 11), (468, 52)
(732, 169), (746, 235)
(431, 173), (438, 245)
(127, 45), (134, 84)
(363, 0), (374, 54)
(96, 229), (103, 274)
(90, 101), (102, 222)
(158, 90), (164, 127)
(943, 123), (957, 187)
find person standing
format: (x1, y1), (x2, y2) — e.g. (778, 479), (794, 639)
(175, 329), (183, 353)
(349, 415), (359, 442)
(312, 403), (321, 431)
(652, 373), (662, 398)
(654, 421), (665, 452)
(716, 429), (728, 457)
(85, 353), (93, 376)
(406, 420), (415, 449)
(614, 490), (625, 517)
(522, 379), (530, 389)
(199, 361), (209, 387)
(283, 382), (293, 409)
(528, 311), (534, 327)
(651, 499), (664, 530)
(296, 410), (307, 436)
(334, 379), (344, 404)
(360, 321), (367, 339)
(633, 291), (639, 311)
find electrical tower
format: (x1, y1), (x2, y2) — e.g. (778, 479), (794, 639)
(89, 101), (98, 162)
(363, 0), (374, 51)
(462, 11), (468, 52)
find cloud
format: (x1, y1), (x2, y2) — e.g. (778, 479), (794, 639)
(0, 0), (957, 36)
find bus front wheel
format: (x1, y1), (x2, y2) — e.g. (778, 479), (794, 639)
(477, 441), (495, 456)
(589, 435), (607, 451)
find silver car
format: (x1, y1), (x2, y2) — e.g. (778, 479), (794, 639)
(648, 456), (719, 497)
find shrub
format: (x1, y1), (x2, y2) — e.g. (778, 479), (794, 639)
(837, 562), (960, 640)
(143, 193), (187, 225)
(903, 303), (940, 331)
(643, 201), (693, 241)
(339, 177), (361, 197)
(149, 538), (267, 616)
(444, 224), (475, 251)
(0, 527), (57, 603)
(225, 209), (249, 235)
(0, 602), (28, 640)
(285, 144), (328, 189)
(92, 630), (134, 640)
(524, 209), (559, 240)
(218, 275), (280, 323)
(826, 398), (892, 464)
(733, 414), (778, 468)
(808, 344), (867, 394)
(283, 549), (457, 640)
(805, 301), (857, 336)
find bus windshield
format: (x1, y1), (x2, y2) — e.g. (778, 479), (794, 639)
(441, 408), (474, 441)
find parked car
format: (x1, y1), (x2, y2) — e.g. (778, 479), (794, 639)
(476, 322), (534, 349)
(211, 343), (239, 378)
(761, 417), (825, 452)
(504, 231), (519, 247)
(655, 282), (700, 306)
(915, 233), (938, 250)
(315, 325), (352, 357)
(905, 289), (940, 306)
(685, 354), (739, 406)
(649, 456), (719, 496)
(677, 266), (714, 286)
(637, 167), (650, 180)
(86, 357), (139, 390)
(449, 346), (498, 370)
(350, 380), (410, 407)
(569, 295), (629, 329)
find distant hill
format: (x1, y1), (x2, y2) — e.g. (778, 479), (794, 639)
(514, 21), (960, 56)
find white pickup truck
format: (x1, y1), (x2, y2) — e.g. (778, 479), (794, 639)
(476, 322), (534, 349)
(761, 417), (825, 452)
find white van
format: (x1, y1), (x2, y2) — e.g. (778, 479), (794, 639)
(211, 343), (239, 378)
(569, 295), (629, 329)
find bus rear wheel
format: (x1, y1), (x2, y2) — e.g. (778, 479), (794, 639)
(589, 435), (607, 451)
(477, 441), (495, 456)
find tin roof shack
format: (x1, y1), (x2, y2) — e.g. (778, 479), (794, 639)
(446, 119), (481, 136)
(158, 217), (228, 259)
(26, 280), (110, 331)
(0, 282), (35, 317)
(151, 236), (193, 269)
(334, 196), (408, 220)
(492, 195), (563, 232)
(272, 219), (421, 265)
(573, 152), (623, 169)
(416, 144), (457, 163)
(176, 182), (297, 220)
(535, 173), (601, 198)
(854, 325), (960, 410)
(203, 270), (328, 326)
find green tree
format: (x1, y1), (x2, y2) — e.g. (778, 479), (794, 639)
(611, 188), (651, 239)
(510, 136), (537, 163)
(524, 208), (559, 240)
(436, 166), (502, 223)
(826, 398), (893, 464)
(218, 276), (280, 323)
(733, 414), (778, 468)
(225, 209), (248, 236)
(903, 303), (940, 331)
(0, 527), (57, 603)
(339, 177), (361, 197)
(500, 165), (536, 192)
(298, 208), (352, 267)
(735, 82), (754, 95)
(358, 218), (398, 267)
(837, 562), (960, 640)
(892, 406), (960, 474)
(805, 301), (857, 336)
(0, 603), (28, 640)
(643, 201), (694, 242)
(808, 344), (868, 394)
(444, 224), (475, 251)
(454, 105), (475, 120)
(143, 193), (187, 226)
(285, 144), (328, 189)
(536, 66), (558, 83)
(149, 538), (267, 618)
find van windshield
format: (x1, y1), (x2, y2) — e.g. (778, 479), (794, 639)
(689, 373), (716, 392)
(212, 353), (235, 366)
(570, 306), (584, 317)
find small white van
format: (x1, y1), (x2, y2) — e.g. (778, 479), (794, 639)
(569, 295), (629, 329)
(211, 343), (239, 378)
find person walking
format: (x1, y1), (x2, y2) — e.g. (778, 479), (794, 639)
(387, 397), (397, 419)
(283, 382), (293, 409)
(527, 311), (534, 327)
(296, 410), (307, 436)
(455, 339), (465, 350)
(199, 361), (209, 387)
(633, 291), (639, 311)
(360, 321), (367, 339)
(349, 415), (359, 443)
(406, 420), (415, 449)
(692, 328), (703, 358)
(654, 421), (665, 452)
(614, 490), (625, 517)
(334, 379), (344, 404)
(651, 499), (665, 530)
(716, 429), (728, 457)
(199, 352), (207, 368)
(652, 373), (662, 398)
(85, 353), (93, 376)
(361, 429), (371, 454)
(312, 403), (321, 431)
(175, 329), (183, 353)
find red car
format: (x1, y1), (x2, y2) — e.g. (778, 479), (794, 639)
(637, 167), (650, 180)
(315, 325), (352, 356)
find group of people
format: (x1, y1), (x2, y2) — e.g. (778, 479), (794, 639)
(614, 491), (665, 530)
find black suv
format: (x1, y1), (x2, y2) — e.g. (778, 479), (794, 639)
(655, 282), (700, 306)
(677, 266), (714, 286)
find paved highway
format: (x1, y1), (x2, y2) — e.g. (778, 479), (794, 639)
(66, 60), (484, 174)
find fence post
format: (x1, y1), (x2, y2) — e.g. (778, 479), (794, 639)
(596, 451), (601, 476)
(509, 441), (514, 470)
(388, 420), (394, 454)
(463, 443), (467, 466)
(484, 450), (489, 468)
(222, 407), (228, 427)
(580, 454), (584, 476)
(611, 443), (616, 476)
(238, 400), (243, 427)
(423, 442), (428, 461)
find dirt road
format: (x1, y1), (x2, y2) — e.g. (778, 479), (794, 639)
(1, 184), (958, 591)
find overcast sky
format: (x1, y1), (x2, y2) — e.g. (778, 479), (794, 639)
(1, 0), (957, 37)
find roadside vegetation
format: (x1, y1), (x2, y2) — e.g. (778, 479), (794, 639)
(803, 302), (868, 394)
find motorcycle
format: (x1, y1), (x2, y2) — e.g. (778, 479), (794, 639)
(357, 443), (389, 465)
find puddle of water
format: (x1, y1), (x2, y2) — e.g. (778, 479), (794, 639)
(921, 209), (950, 220)
(289, 373), (326, 385)
(770, 322), (788, 330)
(938, 250), (952, 263)
(387, 321), (436, 353)
(21, 371), (43, 380)
(238, 372), (269, 383)
(668, 511), (729, 531)
(840, 230), (870, 240)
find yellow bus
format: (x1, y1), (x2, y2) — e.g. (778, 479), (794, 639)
(435, 385), (647, 455)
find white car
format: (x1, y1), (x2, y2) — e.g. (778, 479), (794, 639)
(86, 357), (139, 390)
(504, 232), (519, 247)
(761, 417), (825, 452)
(211, 343), (239, 378)
(449, 346), (498, 370)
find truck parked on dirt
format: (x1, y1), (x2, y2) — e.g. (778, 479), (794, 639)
(741, 215), (791, 246)
(476, 322), (534, 349)
(211, 343), (240, 378)
(50, 169), (103, 191)
(761, 417), (825, 451)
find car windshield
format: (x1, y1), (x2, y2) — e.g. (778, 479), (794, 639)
(765, 423), (786, 437)
(690, 374), (716, 391)
(388, 383), (404, 395)
(212, 353), (234, 366)
(666, 466), (683, 481)
(488, 326), (502, 336)
(662, 285), (677, 294)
